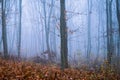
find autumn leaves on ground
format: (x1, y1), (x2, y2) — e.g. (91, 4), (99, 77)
(0, 58), (119, 80)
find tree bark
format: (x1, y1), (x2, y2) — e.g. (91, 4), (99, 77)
(116, 0), (120, 59)
(106, 0), (113, 65)
(60, 0), (68, 70)
(1, 0), (8, 58)
(87, 0), (92, 66)
(116, 0), (120, 72)
(18, 0), (22, 58)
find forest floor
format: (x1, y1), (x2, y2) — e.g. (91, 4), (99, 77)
(0, 58), (119, 80)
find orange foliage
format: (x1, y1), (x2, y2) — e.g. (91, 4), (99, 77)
(0, 58), (119, 80)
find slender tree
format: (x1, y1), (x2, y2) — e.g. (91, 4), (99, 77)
(95, 0), (101, 62)
(87, 0), (92, 65)
(106, 0), (113, 65)
(47, 0), (54, 62)
(116, 0), (120, 70)
(60, 0), (68, 70)
(1, 0), (8, 58)
(42, 0), (55, 62)
(43, 0), (50, 54)
(17, 0), (22, 58)
(0, 37), (2, 51)
(116, 0), (120, 58)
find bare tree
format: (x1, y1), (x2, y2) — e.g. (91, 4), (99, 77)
(87, 0), (92, 65)
(17, 0), (22, 58)
(1, 0), (8, 58)
(106, 0), (114, 65)
(60, 0), (68, 70)
(116, 0), (120, 58)
(42, 0), (55, 62)
(116, 0), (120, 71)
(43, 0), (49, 54)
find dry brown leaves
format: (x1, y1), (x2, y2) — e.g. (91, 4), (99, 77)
(0, 58), (119, 80)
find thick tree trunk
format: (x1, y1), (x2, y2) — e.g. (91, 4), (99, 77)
(60, 0), (68, 70)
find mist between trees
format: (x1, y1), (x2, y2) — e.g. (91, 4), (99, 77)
(0, 0), (120, 71)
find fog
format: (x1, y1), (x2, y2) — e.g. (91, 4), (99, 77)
(0, 0), (119, 65)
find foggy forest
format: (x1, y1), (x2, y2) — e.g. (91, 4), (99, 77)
(0, 0), (120, 80)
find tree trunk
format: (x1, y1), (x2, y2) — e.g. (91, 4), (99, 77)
(87, 0), (92, 66)
(116, 0), (120, 72)
(116, 0), (120, 59)
(18, 0), (22, 58)
(106, 0), (113, 65)
(60, 0), (68, 70)
(1, 0), (8, 59)
(43, 0), (51, 61)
